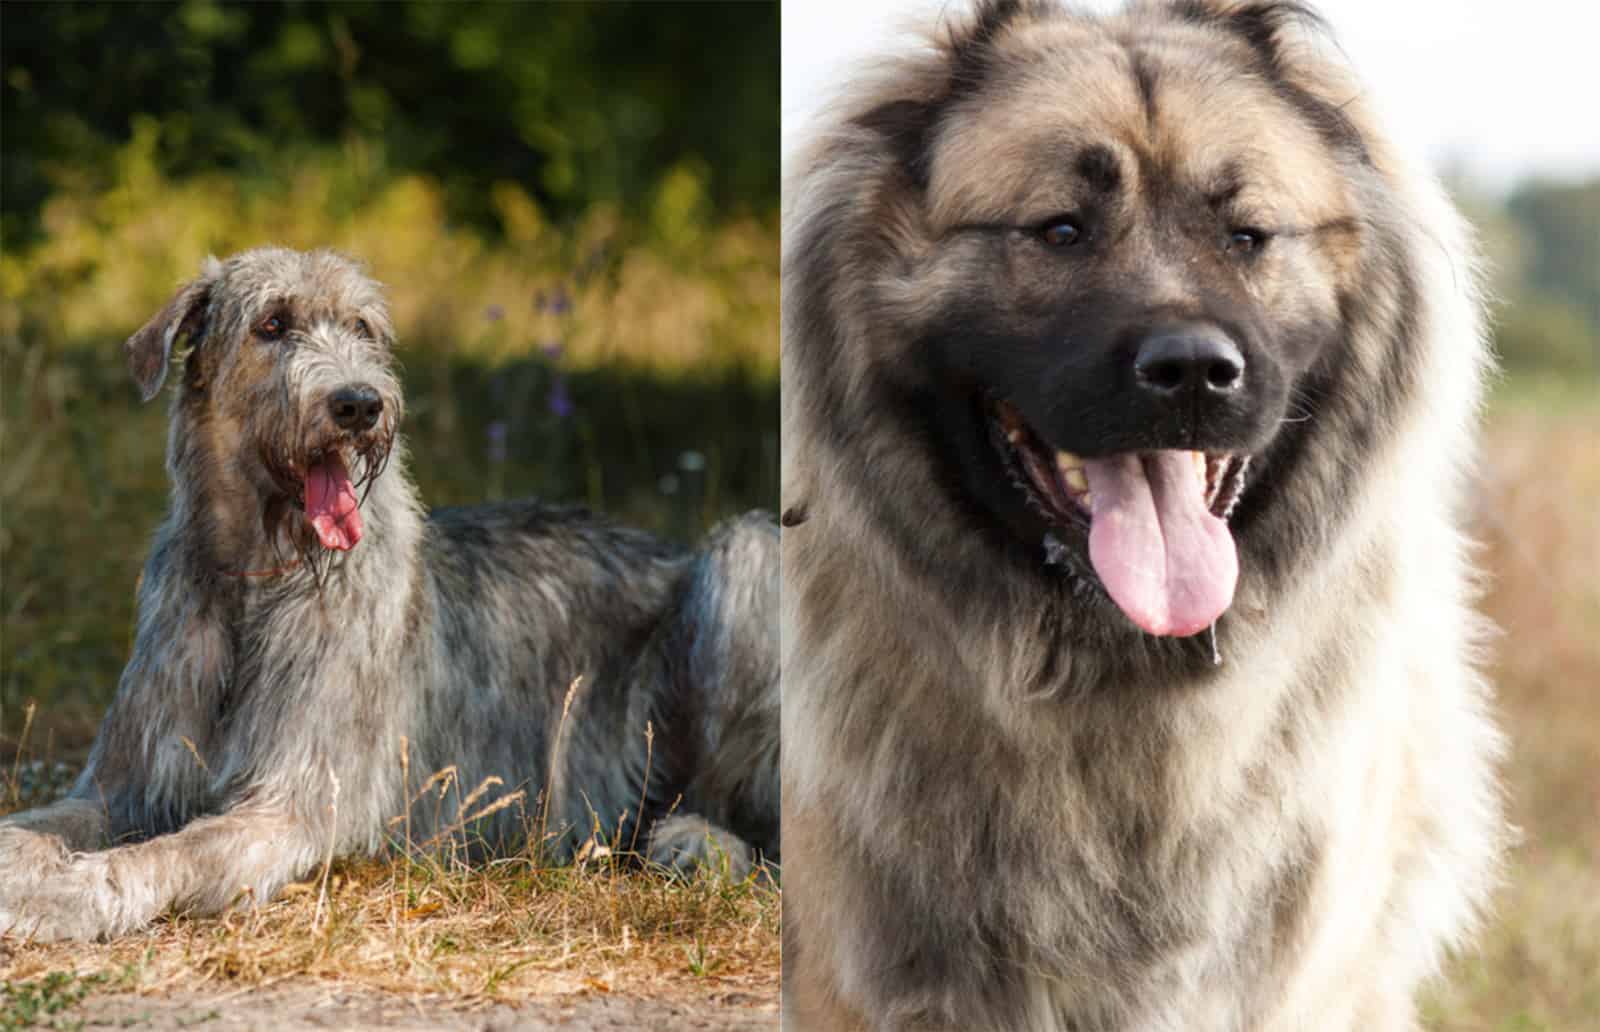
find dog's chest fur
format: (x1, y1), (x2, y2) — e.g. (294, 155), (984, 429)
(789, 552), (1429, 1030)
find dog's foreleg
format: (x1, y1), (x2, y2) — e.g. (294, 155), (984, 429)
(0, 802), (318, 942)
(4, 554), (233, 858)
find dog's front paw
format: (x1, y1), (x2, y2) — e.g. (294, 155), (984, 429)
(646, 814), (757, 881)
(0, 825), (108, 941)
(0, 821), (72, 886)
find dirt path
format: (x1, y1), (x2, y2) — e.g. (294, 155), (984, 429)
(34, 982), (777, 1030)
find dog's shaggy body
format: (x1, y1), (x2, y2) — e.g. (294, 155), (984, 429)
(0, 248), (779, 941)
(781, 2), (1503, 1028)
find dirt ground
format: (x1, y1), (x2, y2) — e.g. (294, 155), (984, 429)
(8, 980), (777, 1031)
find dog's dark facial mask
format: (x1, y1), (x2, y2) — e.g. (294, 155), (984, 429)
(889, 34), (1353, 638)
(922, 288), (1294, 637)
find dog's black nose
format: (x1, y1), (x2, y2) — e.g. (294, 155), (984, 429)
(329, 384), (384, 431)
(1133, 326), (1245, 399)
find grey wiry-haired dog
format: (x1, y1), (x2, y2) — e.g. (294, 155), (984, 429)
(0, 248), (779, 941)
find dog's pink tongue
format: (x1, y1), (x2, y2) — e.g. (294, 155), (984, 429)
(1083, 452), (1236, 637)
(304, 455), (363, 551)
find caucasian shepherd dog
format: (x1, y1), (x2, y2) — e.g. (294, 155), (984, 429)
(781, 1), (1506, 1029)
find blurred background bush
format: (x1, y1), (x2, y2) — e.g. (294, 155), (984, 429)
(0, 1), (778, 728)
(1431, 172), (1600, 1029)
(1457, 178), (1600, 379)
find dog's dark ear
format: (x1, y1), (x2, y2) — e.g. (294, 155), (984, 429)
(855, 99), (937, 190)
(852, 0), (1047, 190)
(1171, 1), (1328, 67)
(1170, 1), (1368, 163)
(126, 265), (216, 403)
(946, 0), (1039, 82)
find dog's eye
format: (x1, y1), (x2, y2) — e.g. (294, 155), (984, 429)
(355, 319), (373, 340)
(1225, 228), (1269, 254)
(257, 315), (287, 340)
(1036, 218), (1083, 248)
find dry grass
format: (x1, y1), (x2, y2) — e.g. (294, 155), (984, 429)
(0, 839), (778, 1022)
(4, 856), (778, 999)
(0, 694), (778, 1022)
(1422, 386), (1600, 1031)
(1, 691), (778, 1024)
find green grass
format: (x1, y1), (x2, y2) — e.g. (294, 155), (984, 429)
(1487, 370), (1600, 416)
(1, 971), (111, 1031)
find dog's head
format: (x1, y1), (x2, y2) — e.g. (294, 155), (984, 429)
(786, 0), (1422, 645)
(126, 248), (403, 561)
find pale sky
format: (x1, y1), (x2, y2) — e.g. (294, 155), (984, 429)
(783, 0), (1600, 191)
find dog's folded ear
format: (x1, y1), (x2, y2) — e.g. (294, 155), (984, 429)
(126, 262), (218, 403)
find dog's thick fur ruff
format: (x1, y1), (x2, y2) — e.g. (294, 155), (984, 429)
(0, 248), (779, 941)
(780, 2), (1504, 1028)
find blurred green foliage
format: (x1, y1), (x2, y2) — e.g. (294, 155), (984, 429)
(0, 2), (778, 723)
(1460, 178), (1600, 378)
(2, 0), (778, 245)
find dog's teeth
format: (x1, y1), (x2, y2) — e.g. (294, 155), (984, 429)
(1063, 467), (1087, 492)
(1007, 429), (1024, 444)
(1055, 450), (1082, 471)
(1193, 451), (1207, 482)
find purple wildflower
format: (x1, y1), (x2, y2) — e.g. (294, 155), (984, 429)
(547, 376), (575, 420)
(486, 420), (509, 464)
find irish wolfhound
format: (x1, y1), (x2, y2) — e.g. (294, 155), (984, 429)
(0, 247), (779, 941)
(782, 1), (1504, 1028)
